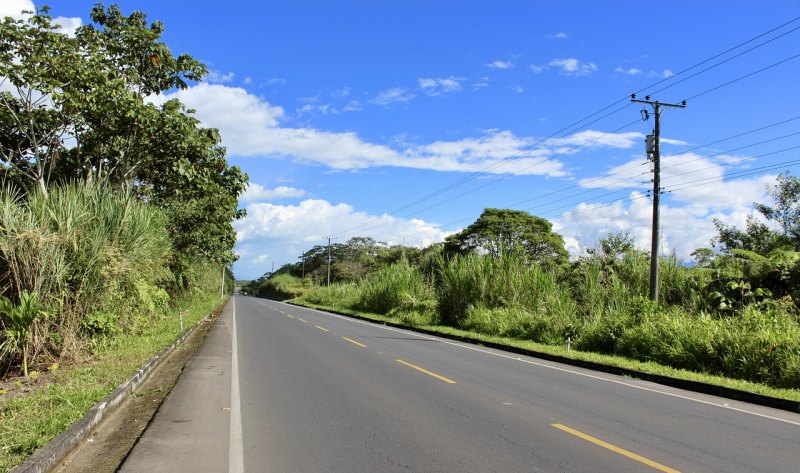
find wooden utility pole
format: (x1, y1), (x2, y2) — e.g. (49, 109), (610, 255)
(630, 94), (686, 302)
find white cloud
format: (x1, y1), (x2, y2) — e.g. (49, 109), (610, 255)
(418, 77), (464, 95)
(343, 100), (363, 111)
(0, 0), (34, 18)
(559, 155), (778, 260)
(549, 58), (598, 76)
(298, 103), (338, 116)
(487, 60), (515, 70)
(206, 70), (235, 84)
(507, 85), (524, 94)
(264, 77), (287, 85)
(234, 199), (450, 278)
(546, 32), (568, 39)
(331, 87), (351, 98)
(615, 67), (642, 75)
(371, 86), (415, 105)
(649, 69), (674, 78)
(151, 83), (640, 177)
(240, 183), (306, 203)
(529, 64), (545, 73)
(1, 1), (83, 36)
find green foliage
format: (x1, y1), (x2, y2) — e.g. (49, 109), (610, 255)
(0, 4), (247, 267)
(0, 183), (174, 372)
(444, 208), (569, 268)
(0, 291), (48, 377)
(356, 262), (435, 316)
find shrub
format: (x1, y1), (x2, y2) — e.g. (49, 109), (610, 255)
(357, 263), (435, 315)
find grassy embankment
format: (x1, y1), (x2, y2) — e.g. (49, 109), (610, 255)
(265, 254), (800, 402)
(0, 183), (234, 470)
(0, 293), (225, 471)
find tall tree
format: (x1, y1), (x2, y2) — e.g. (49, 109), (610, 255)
(714, 172), (800, 254)
(0, 4), (247, 265)
(444, 208), (569, 268)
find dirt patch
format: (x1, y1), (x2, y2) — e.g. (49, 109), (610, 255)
(50, 313), (219, 473)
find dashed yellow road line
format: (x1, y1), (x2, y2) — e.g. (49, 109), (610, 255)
(395, 359), (456, 384)
(298, 318), (309, 323)
(286, 314), (294, 318)
(551, 424), (681, 473)
(315, 325), (329, 332)
(341, 337), (367, 348)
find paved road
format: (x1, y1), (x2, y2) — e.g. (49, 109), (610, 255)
(121, 295), (800, 472)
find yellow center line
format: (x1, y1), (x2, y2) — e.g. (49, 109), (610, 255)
(341, 337), (367, 348)
(298, 318), (309, 323)
(315, 325), (329, 332)
(286, 314), (294, 318)
(551, 424), (681, 473)
(395, 359), (456, 384)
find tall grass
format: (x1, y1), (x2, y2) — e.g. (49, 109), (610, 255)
(0, 182), (174, 370)
(295, 249), (800, 388)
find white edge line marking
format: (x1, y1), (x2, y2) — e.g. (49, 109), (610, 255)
(255, 298), (800, 427)
(229, 297), (245, 473)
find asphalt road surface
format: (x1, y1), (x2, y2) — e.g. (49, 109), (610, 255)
(120, 295), (800, 472)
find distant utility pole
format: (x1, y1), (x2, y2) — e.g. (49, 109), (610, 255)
(631, 94), (686, 302)
(271, 261), (275, 274)
(220, 264), (225, 299)
(323, 237), (335, 286)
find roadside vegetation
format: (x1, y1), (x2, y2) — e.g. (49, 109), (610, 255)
(0, 4), (245, 468)
(246, 185), (800, 393)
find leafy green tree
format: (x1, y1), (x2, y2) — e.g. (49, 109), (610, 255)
(713, 173), (800, 254)
(0, 4), (246, 267)
(444, 208), (569, 268)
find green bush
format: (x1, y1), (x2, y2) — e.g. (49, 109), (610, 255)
(357, 263), (435, 315)
(0, 183), (174, 372)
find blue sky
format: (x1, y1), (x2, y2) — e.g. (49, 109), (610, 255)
(7, 1), (800, 279)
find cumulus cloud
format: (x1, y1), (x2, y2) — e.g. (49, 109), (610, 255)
(487, 60), (515, 70)
(549, 58), (598, 76)
(152, 83), (642, 177)
(234, 199), (451, 278)
(240, 183), (307, 203)
(1, 1), (83, 36)
(559, 153), (777, 259)
(1, 0), (35, 18)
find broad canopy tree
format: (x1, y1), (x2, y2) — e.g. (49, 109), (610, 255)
(0, 4), (246, 265)
(444, 208), (569, 268)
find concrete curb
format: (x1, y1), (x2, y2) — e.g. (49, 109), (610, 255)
(11, 298), (228, 473)
(287, 300), (800, 414)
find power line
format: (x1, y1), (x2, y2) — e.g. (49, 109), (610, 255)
(683, 52), (800, 103)
(644, 23), (800, 99)
(334, 18), (800, 239)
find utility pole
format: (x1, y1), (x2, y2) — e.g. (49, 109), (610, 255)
(631, 94), (686, 302)
(323, 237), (335, 286)
(220, 264), (225, 299)
(271, 261), (275, 275)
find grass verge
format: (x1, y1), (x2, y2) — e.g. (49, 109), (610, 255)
(290, 299), (800, 404)
(0, 293), (225, 472)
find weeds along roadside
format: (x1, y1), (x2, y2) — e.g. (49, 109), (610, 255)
(279, 251), (800, 393)
(0, 182), (235, 470)
(0, 291), (225, 472)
